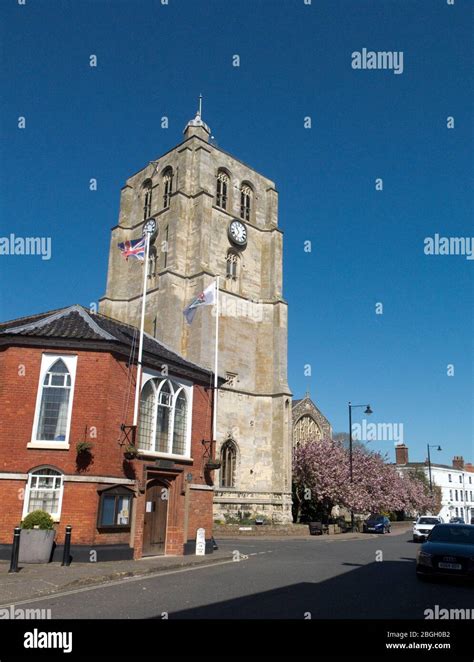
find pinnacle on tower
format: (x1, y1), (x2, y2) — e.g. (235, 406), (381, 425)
(183, 95), (211, 141)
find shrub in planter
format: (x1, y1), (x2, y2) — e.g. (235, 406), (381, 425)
(20, 510), (56, 564)
(22, 510), (54, 530)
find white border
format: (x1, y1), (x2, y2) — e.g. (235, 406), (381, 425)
(0, 473), (135, 484)
(21, 466), (65, 523)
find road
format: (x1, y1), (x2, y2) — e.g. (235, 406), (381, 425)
(10, 530), (473, 619)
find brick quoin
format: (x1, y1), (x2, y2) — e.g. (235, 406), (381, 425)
(0, 342), (216, 558)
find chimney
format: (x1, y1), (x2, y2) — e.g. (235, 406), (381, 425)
(452, 456), (464, 470)
(464, 462), (474, 473)
(395, 443), (409, 465)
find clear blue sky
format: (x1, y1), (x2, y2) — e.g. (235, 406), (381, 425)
(1, 0), (472, 464)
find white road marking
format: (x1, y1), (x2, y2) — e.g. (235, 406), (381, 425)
(0, 558), (241, 609)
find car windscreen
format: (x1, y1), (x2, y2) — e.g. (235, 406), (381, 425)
(428, 526), (474, 544)
(418, 518), (440, 525)
(368, 517), (384, 522)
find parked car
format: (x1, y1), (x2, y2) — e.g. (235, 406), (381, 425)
(449, 517), (465, 524)
(363, 514), (391, 534)
(416, 524), (474, 581)
(412, 516), (442, 542)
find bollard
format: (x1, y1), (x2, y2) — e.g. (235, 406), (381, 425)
(61, 525), (72, 566)
(8, 526), (21, 573)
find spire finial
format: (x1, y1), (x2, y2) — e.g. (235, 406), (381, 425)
(198, 94), (203, 117)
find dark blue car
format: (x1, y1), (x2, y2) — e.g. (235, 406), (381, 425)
(416, 524), (474, 581)
(363, 514), (391, 534)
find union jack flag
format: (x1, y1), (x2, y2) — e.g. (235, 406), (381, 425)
(117, 237), (146, 261)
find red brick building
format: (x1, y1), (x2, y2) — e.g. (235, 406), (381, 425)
(0, 305), (219, 560)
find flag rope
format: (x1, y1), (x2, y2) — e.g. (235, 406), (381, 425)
(213, 275), (220, 442)
(133, 231), (151, 427)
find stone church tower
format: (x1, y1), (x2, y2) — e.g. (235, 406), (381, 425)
(100, 108), (293, 522)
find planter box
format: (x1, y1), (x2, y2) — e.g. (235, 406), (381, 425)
(19, 529), (55, 564)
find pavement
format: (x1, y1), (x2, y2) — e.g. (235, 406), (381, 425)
(0, 548), (234, 606)
(0, 522), (411, 606)
(216, 521), (412, 539)
(224, 531), (406, 541)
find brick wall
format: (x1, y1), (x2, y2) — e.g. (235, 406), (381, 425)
(187, 384), (215, 542)
(187, 488), (214, 542)
(0, 347), (135, 476)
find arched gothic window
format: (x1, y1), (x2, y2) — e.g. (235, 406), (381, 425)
(220, 441), (237, 488)
(226, 250), (239, 280)
(36, 359), (72, 442)
(293, 415), (322, 446)
(163, 225), (169, 268)
(162, 168), (173, 208)
(138, 378), (190, 456)
(147, 248), (157, 283)
(216, 170), (229, 209)
(142, 179), (153, 219)
(240, 184), (252, 221)
(172, 390), (187, 455)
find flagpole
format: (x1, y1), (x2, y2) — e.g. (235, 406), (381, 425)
(133, 229), (152, 427)
(212, 275), (220, 441)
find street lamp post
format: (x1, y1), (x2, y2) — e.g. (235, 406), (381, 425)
(348, 402), (373, 531)
(427, 444), (442, 495)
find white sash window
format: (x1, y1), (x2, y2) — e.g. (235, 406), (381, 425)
(23, 468), (64, 521)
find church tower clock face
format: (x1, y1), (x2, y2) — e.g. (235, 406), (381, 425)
(228, 219), (247, 247)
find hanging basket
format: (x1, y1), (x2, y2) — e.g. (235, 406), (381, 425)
(124, 446), (139, 460)
(76, 441), (93, 455)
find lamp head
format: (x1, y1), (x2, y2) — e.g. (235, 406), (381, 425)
(364, 405), (373, 415)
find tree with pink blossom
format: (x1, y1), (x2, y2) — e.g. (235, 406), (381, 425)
(292, 436), (436, 522)
(292, 435), (347, 522)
